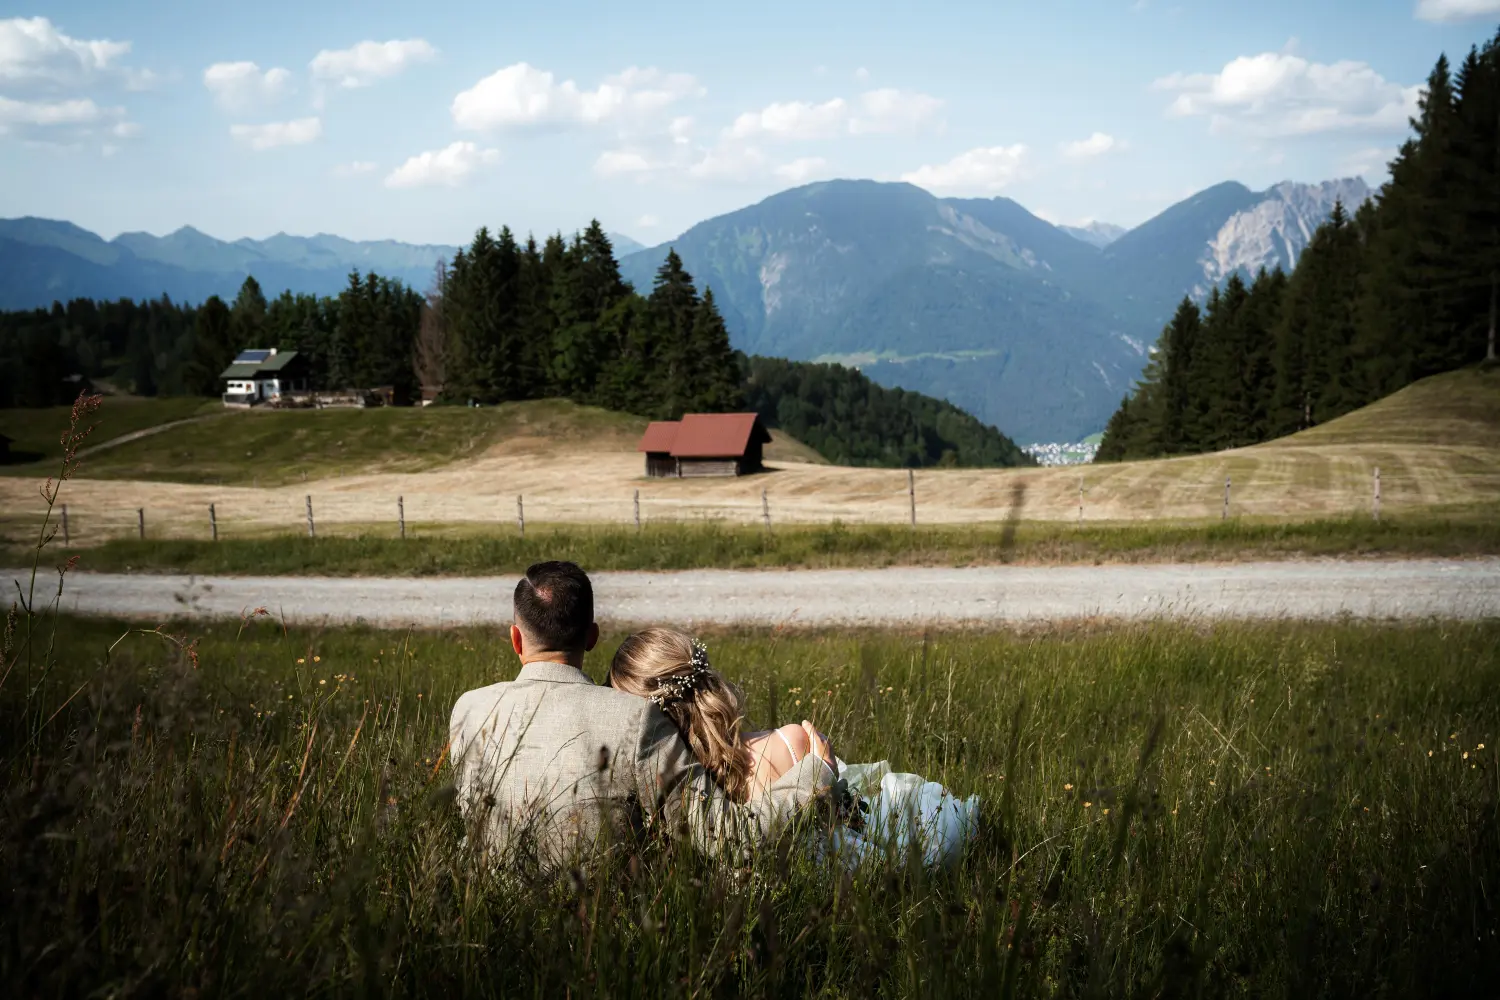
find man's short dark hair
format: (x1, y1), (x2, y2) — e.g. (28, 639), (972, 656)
(514, 561), (594, 652)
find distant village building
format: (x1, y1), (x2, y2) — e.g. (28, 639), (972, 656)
(220, 349), (310, 407)
(637, 413), (770, 478)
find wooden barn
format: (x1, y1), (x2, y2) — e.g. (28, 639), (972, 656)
(637, 413), (770, 478)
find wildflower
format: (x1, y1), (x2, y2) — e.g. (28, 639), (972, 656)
(795, 699), (802, 707)
(1463, 751), (1469, 760)
(1063, 783), (1074, 791)
(1428, 750), (1434, 757)
(297, 658), (305, 664)
(1209, 780), (1216, 786)
(1102, 808), (1110, 816)
(319, 679), (327, 686)
(1480, 744), (1486, 750)
(1083, 801), (1092, 808)
(1450, 733), (1457, 740)
(314, 655), (321, 663)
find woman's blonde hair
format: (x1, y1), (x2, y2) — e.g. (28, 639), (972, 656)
(609, 628), (753, 803)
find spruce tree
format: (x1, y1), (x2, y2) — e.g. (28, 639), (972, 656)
(687, 288), (745, 411)
(647, 249), (700, 418)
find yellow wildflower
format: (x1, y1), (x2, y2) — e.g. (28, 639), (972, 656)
(296, 657), (305, 664)
(1063, 783), (1074, 791)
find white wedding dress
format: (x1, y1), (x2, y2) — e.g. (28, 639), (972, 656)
(823, 758), (981, 868)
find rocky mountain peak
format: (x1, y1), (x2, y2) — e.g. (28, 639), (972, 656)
(1198, 177), (1372, 291)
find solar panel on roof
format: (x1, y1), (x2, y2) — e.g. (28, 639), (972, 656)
(234, 349), (271, 364)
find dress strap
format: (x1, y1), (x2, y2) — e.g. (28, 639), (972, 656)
(775, 727), (802, 765)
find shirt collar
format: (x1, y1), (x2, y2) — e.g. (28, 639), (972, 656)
(515, 661), (596, 686)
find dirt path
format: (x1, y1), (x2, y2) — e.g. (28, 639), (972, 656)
(73, 414), (220, 458)
(10, 559), (1497, 627)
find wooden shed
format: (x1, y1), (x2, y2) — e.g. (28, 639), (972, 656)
(637, 413), (770, 478)
(639, 421), (681, 478)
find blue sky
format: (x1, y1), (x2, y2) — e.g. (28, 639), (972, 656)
(2, 1), (1497, 246)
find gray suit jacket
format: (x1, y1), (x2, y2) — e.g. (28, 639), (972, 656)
(448, 661), (833, 865)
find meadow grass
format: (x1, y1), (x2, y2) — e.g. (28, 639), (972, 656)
(2, 613), (1496, 997)
(0, 396), (213, 471)
(36, 511), (1500, 575)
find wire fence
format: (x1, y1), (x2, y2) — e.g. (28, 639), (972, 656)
(6, 460), (1490, 549)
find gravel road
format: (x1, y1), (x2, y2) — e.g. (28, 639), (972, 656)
(8, 559), (1498, 627)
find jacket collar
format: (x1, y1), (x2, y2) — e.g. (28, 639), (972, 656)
(515, 661), (596, 686)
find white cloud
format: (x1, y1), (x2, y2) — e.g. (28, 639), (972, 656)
(1415, 0), (1500, 22)
(310, 39), (436, 88)
(1061, 131), (1125, 159)
(204, 61), (293, 111)
(729, 97), (848, 139)
(385, 141), (500, 188)
(854, 66), (870, 82)
(636, 214), (660, 228)
(668, 115), (693, 144)
(230, 117), (322, 150)
(687, 142), (769, 182)
(452, 63), (701, 131)
(849, 88), (943, 134)
(1154, 53), (1420, 137)
(0, 17), (134, 90)
(332, 160), (377, 177)
(594, 149), (654, 177)
(727, 88), (941, 140)
(900, 145), (1030, 193)
(0, 94), (137, 145)
(1340, 145), (1396, 179)
(774, 156), (830, 184)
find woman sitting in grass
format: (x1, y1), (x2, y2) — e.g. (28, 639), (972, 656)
(608, 627), (979, 865)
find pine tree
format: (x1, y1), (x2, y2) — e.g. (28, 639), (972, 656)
(186, 295), (234, 396)
(229, 276), (268, 350)
(647, 249), (701, 418)
(687, 288), (744, 411)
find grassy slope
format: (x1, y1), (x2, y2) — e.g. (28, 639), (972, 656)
(0, 396), (214, 471)
(9, 398), (829, 485)
(1284, 364), (1500, 447)
(5, 616), (1496, 994)
(63, 399), (648, 486)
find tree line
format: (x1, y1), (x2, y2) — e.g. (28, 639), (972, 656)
(0, 272), (419, 407)
(741, 355), (1030, 467)
(1097, 31), (1499, 462)
(0, 219), (1029, 468)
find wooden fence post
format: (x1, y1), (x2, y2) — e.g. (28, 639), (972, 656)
(306, 495), (315, 538)
(137, 508), (145, 540)
(908, 469), (916, 527)
(517, 495), (525, 538)
(633, 490), (641, 531)
(1222, 476), (1231, 520)
(1078, 476), (1084, 524)
(1373, 467), (1381, 523)
(398, 496), (406, 539)
(210, 503), (218, 542)
(61, 504), (69, 547)
(762, 489), (771, 532)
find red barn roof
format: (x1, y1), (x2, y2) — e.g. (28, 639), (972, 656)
(637, 421), (680, 454)
(669, 413), (769, 458)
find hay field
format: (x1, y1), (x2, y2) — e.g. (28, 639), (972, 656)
(1, 367), (1496, 545)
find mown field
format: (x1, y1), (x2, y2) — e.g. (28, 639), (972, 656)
(3, 612), (1496, 997)
(24, 511), (1500, 575)
(2, 368), (1497, 543)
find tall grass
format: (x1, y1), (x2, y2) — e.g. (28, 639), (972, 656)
(2, 615), (1496, 997)
(26, 512), (1500, 576)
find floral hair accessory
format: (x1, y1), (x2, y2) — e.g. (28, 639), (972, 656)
(649, 639), (712, 708)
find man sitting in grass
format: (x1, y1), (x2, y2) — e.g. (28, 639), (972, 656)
(448, 560), (836, 866)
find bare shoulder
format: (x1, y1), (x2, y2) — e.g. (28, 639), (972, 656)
(776, 723), (811, 759)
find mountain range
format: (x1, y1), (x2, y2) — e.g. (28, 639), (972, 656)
(617, 176), (1369, 441)
(1, 177), (1368, 441)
